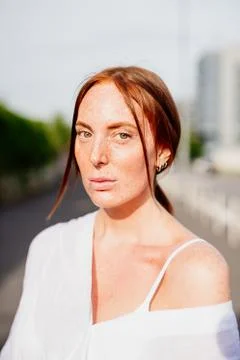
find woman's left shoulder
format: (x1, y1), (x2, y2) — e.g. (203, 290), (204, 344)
(168, 239), (231, 306)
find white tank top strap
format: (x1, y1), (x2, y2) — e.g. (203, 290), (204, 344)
(136, 238), (207, 312)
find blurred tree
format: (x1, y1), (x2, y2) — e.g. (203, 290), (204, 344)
(190, 130), (204, 161)
(0, 103), (70, 177)
(50, 113), (70, 151)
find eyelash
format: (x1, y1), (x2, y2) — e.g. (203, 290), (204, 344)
(118, 132), (131, 140)
(76, 130), (91, 138)
(76, 130), (132, 141)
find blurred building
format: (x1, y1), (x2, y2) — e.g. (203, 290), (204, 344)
(177, 100), (196, 124)
(196, 53), (220, 145)
(196, 47), (240, 172)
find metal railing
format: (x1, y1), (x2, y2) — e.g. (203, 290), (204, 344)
(161, 173), (240, 249)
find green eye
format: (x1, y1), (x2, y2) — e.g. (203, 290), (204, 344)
(77, 130), (92, 138)
(119, 132), (130, 139)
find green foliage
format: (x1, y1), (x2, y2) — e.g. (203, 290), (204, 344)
(0, 103), (70, 176)
(190, 131), (204, 161)
(50, 113), (70, 151)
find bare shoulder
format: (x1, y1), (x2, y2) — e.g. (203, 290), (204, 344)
(165, 240), (231, 307)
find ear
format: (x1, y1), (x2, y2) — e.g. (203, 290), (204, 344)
(156, 147), (171, 168)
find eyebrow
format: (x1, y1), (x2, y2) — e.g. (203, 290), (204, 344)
(75, 120), (137, 131)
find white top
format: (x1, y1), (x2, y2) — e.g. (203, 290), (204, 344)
(1, 210), (239, 360)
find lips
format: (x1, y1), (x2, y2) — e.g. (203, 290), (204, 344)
(89, 178), (116, 190)
(89, 178), (116, 182)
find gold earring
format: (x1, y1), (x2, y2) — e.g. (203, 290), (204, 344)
(156, 162), (168, 174)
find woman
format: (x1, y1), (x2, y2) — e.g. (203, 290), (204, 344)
(1, 66), (239, 359)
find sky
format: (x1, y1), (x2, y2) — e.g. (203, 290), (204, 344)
(0, 0), (240, 122)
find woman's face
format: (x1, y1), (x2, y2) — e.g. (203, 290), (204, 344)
(74, 81), (158, 209)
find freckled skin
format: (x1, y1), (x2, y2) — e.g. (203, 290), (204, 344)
(74, 81), (231, 316)
(74, 82), (159, 210)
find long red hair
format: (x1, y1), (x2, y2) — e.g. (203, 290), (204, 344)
(48, 66), (181, 218)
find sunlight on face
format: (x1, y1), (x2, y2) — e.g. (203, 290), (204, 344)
(74, 82), (157, 209)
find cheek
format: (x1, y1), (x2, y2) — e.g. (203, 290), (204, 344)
(113, 142), (145, 168)
(111, 145), (155, 204)
(112, 144), (151, 189)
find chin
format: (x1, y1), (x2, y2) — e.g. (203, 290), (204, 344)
(88, 191), (121, 209)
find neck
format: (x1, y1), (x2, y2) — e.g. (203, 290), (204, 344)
(94, 196), (170, 247)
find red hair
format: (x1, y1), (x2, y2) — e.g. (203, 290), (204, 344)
(48, 66), (181, 218)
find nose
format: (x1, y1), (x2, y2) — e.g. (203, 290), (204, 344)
(90, 136), (109, 167)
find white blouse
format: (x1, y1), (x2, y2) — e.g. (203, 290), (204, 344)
(0, 210), (239, 360)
